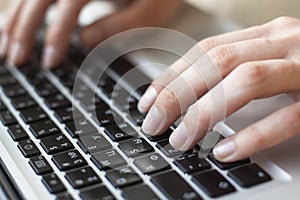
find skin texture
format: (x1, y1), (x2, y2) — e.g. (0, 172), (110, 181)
(0, 0), (182, 68)
(138, 16), (300, 162)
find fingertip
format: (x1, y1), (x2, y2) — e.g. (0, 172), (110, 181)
(213, 138), (236, 162)
(8, 42), (27, 66)
(41, 45), (57, 69)
(0, 33), (9, 58)
(138, 87), (157, 113)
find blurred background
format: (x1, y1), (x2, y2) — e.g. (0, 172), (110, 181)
(1, 0), (300, 28)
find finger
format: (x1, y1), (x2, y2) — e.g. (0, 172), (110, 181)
(0, 0), (25, 57)
(142, 37), (289, 136)
(80, 0), (182, 49)
(213, 101), (300, 162)
(169, 59), (300, 151)
(42, 0), (88, 69)
(138, 23), (271, 113)
(8, 0), (53, 65)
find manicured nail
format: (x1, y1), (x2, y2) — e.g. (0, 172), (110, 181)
(0, 33), (9, 57)
(42, 46), (56, 69)
(142, 105), (163, 135)
(138, 87), (157, 113)
(9, 42), (25, 65)
(213, 138), (235, 161)
(169, 123), (189, 151)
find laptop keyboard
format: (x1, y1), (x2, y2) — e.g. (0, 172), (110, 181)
(0, 50), (272, 200)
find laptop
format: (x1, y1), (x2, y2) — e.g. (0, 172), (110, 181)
(0, 2), (299, 200)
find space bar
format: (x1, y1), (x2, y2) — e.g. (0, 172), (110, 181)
(151, 171), (203, 200)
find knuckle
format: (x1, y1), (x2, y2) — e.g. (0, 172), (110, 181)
(277, 109), (300, 131)
(199, 37), (218, 51)
(271, 16), (299, 26)
(208, 45), (235, 74)
(247, 126), (267, 148)
(238, 63), (268, 88)
(157, 87), (179, 108)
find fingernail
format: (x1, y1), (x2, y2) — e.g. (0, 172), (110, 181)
(169, 123), (189, 150)
(9, 42), (25, 65)
(213, 138), (235, 161)
(142, 105), (163, 135)
(138, 87), (157, 113)
(42, 46), (56, 69)
(0, 33), (9, 57)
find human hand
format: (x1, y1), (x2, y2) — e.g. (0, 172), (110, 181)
(138, 16), (300, 162)
(0, 0), (182, 68)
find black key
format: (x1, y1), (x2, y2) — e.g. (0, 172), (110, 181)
(77, 132), (111, 154)
(65, 119), (98, 138)
(0, 110), (17, 125)
(228, 163), (272, 188)
(156, 140), (192, 158)
(82, 98), (109, 112)
(122, 184), (159, 200)
(0, 74), (17, 86)
(18, 139), (41, 158)
(30, 118), (60, 139)
(56, 193), (74, 200)
(127, 109), (145, 126)
(44, 94), (71, 109)
(134, 153), (170, 174)
(40, 134), (74, 154)
(35, 81), (58, 97)
(65, 167), (101, 189)
(29, 156), (53, 175)
(197, 131), (224, 155)
(93, 108), (122, 126)
(151, 171), (202, 200)
(42, 174), (66, 194)
(145, 128), (172, 142)
(104, 122), (138, 142)
(174, 153), (211, 174)
(7, 124), (28, 141)
(91, 149), (127, 171)
(11, 94), (36, 110)
(52, 150), (87, 171)
(20, 106), (47, 123)
(106, 166), (142, 188)
(2, 83), (26, 97)
(0, 99), (7, 111)
(118, 138), (153, 158)
(79, 186), (115, 200)
(192, 170), (235, 197)
(54, 106), (83, 123)
(208, 153), (250, 170)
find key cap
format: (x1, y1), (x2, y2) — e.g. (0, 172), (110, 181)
(127, 109), (145, 126)
(106, 166), (142, 188)
(40, 134), (74, 154)
(79, 186), (115, 200)
(134, 153), (170, 175)
(77, 132), (111, 154)
(118, 138), (153, 158)
(65, 167), (101, 189)
(44, 94), (71, 109)
(91, 149), (127, 171)
(122, 184), (159, 200)
(54, 106), (83, 123)
(93, 108), (122, 126)
(151, 171), (202, 200)
(35, 81), (58, 97)
(156, 140), (192, 158)
(18, 139), (41, 158)
(65, 119), (98, 138)
(52, 150), (87, 171)
(145, 128), (172, 142)
(104, 122), (138, 142)
(56, 193), (74, 200)
(2, 83), (26, 97)
(29, 156), (53, 175)
(208, 153), (250, 170)
(11, 94), (36, 110)
(174, 153), (211, 174)
(0, 99), (7, 111)
(192, 170), (235, 197)
(228, 163), (271, 188)
(0, 74), (17, 86)
(7, 124), (28, 141)
(30, 118), (61, 139)
(20, 106), (47, 123)
(42, 174), (66, 194)
(0, 110), (17, 125)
